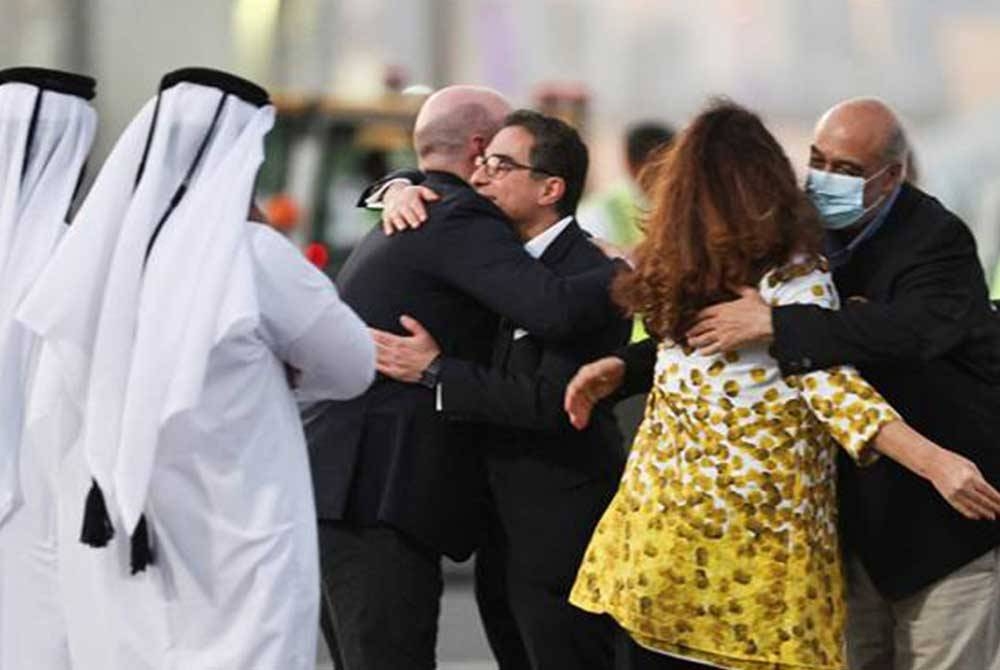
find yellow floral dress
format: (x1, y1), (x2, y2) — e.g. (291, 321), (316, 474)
(569, 259), (899, 670)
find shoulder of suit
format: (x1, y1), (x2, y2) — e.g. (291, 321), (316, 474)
(559, 221), (619, 266)
(573, 239), (619, 268)
(894, 185), (976, 251)
(429, 186), (508, 224)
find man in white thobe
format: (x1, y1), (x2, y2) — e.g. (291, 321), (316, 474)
(18, 68), (375, 670)
(0, 67), (97, 670)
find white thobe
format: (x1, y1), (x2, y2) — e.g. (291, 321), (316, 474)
(0, 87), (96, 670)
(0, 348), (73, 670)
(58, 223), (374, 670)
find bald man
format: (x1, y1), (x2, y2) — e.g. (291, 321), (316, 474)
(308, 86), (622, 670)
(569, 98), (1000, 669)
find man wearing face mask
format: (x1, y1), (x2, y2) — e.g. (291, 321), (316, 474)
(566, 98), (1000, 670)
(799, 119), (905, 265)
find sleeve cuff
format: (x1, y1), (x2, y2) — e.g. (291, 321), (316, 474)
(771, 305), (817, 376)
(436, 357), (469, 415)
(802, 368), (900, 467)
(827, 412), (894, 468)
(618, 338), (657, 397)
(363, 178), (413, 210)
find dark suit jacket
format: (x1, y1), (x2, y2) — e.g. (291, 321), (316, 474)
(308, 171), (620, 560)
(618, 184), (1000, 599)
(437, 219), (630, 586)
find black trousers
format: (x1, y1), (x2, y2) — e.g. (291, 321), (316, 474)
(474, 508), (531, 669)
(318, 593), (345, 668)
(318, 521), (444, 670)
(475, 506), (616, 670)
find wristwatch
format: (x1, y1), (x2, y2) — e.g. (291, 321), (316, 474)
(418, 354), (442, 389)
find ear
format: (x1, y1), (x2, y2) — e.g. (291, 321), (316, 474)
(884, 161), (907, 191)
(537, 176), (566, 209)
(470, 135), (488, 157)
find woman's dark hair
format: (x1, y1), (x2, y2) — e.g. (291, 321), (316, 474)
(615, 99), (823, 342)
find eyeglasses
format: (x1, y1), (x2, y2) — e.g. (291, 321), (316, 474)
(474, 153), (558, 179)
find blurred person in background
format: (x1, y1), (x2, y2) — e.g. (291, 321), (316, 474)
(568, 98), (1000, 670)
(370, 110), (629, 670)
(580, 121), (674, 350)
(577, 121), (675, 249)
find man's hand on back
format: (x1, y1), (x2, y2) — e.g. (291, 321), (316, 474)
(564, 356), (626, 430)
(685, 288), (773, 355)
(382, 185), (440, 235)
(370, 315), (441, 383)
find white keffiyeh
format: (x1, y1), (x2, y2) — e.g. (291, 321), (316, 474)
(0, 82), (96, 526)
(17, 81), (274, 536)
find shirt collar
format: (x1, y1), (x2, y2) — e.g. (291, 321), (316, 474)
(524, 216), (573, 259)
(826, 184), (901, 268)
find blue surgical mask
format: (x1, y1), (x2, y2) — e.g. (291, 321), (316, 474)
(805, 166), (890, 230)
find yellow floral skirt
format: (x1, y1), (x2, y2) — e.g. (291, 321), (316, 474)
(570, 491), (848, 669)
(569, 411), (851, 670)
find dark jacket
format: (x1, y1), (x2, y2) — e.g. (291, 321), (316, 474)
(438, 219), (630, 585)
(619, 183), (1000, 599)
(307, 171), (620, 560)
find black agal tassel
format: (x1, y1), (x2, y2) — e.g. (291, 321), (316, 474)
(130, 515), (155, 575)
(80, 479), (156, 575)
(79, 479), (114, 547)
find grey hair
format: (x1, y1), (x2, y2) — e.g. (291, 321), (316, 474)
(883, 123), (909, 165)
(414, 102), (502, 159)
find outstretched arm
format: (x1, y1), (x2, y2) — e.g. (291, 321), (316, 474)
(563, 337), (657, 429)
(871, 421), (1000, 521)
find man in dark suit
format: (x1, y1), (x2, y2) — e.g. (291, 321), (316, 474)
(309, 87), (623, 670)
(566, 98), (1000, 670)
(371, 110), (629, 670)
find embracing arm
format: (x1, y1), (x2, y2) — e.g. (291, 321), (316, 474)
(562, 337), (656, 430)
(438, 345), (583, 432)
(618, 337), (657, 396)
(355, 168), (425, 207)
(772, 221), (991, 374)
(429, 200), (625, 341)
(373, 314), (626, 432)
